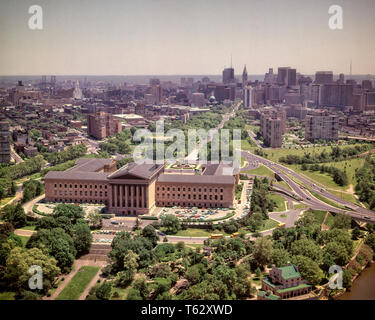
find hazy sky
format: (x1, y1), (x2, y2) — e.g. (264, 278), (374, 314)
(0, 0), (374, 75)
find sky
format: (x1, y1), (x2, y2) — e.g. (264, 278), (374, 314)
(0, 0), (374, 76)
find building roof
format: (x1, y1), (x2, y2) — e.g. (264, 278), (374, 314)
(278, 265), (301, 280)
(44, 158), (114, 181)
(157, 173), (235, 185)
(108, 162), (164, 180)
(257, 290), (280, 300)
(276, 283), (311, 294)
(202, 163), (239, 176)
(67, 158), (114, 173)
(44, 170), (110, 181)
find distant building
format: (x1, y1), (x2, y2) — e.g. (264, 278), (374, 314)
(319, 84), (353, 108)
(0, 116), (10, 163)
(305, 113), (339, 142)
(287, 68), (297, 86)
(223, 67), (235, 84)
(258, 264), (312, 300)
(149, 78), (160, 86)
(73, 80), (83, 100)
(315, 71), (334, 84)
(243, 86), (254, 109)
(242, 65), (248, 87)
(87, 112), (122, 139)
(191, 92), (205, 107)
(260, 112), (283, 148)
(277, 67), (290, 85)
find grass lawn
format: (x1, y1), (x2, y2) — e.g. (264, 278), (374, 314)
(49, 278), (64, 296)
(0, 291), (16, 300)
(173, 228), (229, 238)
(246, 125), (260, 134)
(20, 226), (36, 231)
(243, 165), (275, 178)
(263, 144), (370, 163)
(307, 209), (335, 227)
(294, 203), (308, 210)
(0, 196), (15, 206)
(328, 189), (361, 204)
(258, 219), (280, 231)
(110, 286), (132, 300)
(241, 138), (257, 152)
(272, 180), (292, 191)
(309, 190), (347, 210)
(56, 266), (100, 300)
(269, 194), (287, 212)
(273, 154), (366, 191)
(235, 183), (244, 200)
(19, 235), (30, 246)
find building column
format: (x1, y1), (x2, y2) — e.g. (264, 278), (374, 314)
(145, 186), (149, 209)
(109, 185), (113, 208)
(125, 184), (128, 209)
(119, 185), (123, 209)
(141, 185), (145, 208)
(130, 185), (134, 208)
(135, 185), (139, 208)
(114, 185), (118, 207)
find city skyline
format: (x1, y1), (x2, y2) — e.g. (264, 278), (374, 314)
(0, 0), (375, 75)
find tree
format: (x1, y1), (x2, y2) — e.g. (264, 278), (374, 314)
(115, 250), (139, 287)
(141, 225), (159, 247)
(252, 237), (273, 269)
(161, 215), (181, 234)
(323, 241), (350, 266)
(291, 255), (324, 286)
(1, 204), (27, 228)
(72, 222), (92, 256)
(365, 234), (375, 251)
(352, 227), (361, 240)
(22, 180), (44, 203)
(86, 210), (102, 228)
(27, 228), (76, 272)
(332, 213), (351, 230)
(271, 248), (291, 267)
(95, 281), (112, 300)
(53, 204), (84, 223)
(5, 246), (60, 292)
(290, 239), (323, 263)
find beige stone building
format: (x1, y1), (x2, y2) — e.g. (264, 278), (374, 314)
(44, 159), (237, 215)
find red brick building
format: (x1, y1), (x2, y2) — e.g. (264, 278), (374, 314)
(87, 112), (122, 139)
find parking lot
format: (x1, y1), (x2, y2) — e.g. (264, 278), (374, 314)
(158, 206), (235, 222)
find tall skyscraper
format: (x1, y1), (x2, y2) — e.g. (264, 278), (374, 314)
(242, 65), (248, 87)
(243, 86), (254, 109)
(287, 68), (297, 86)
(223, 67), (235, 84)
(0, 114), (10, 163)
(277, 67), (290, 85)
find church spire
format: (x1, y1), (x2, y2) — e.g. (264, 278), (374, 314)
(242, 64), (248, 86)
